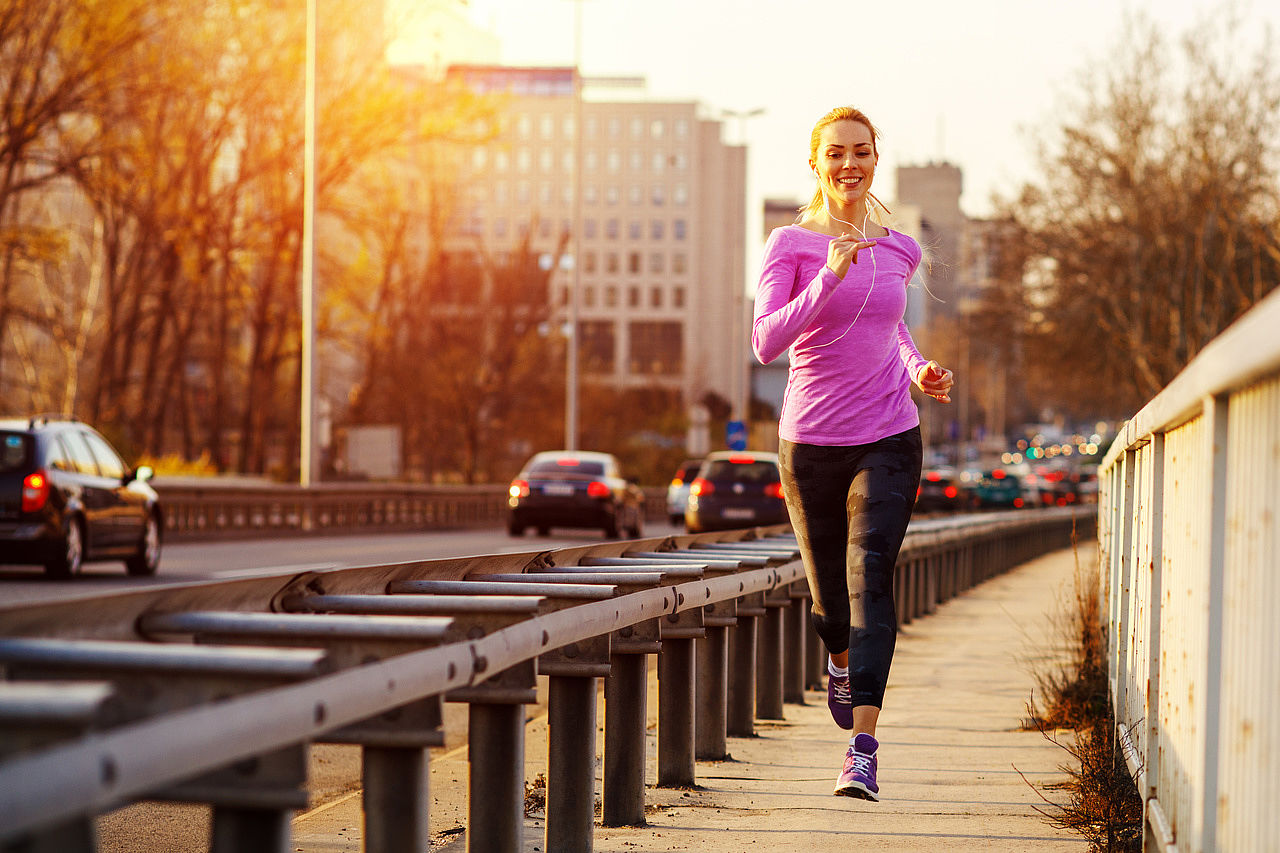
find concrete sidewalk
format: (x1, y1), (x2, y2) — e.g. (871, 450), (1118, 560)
(293, 545), (1093, 852)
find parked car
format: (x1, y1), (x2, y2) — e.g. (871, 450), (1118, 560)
(915, 468), (973, 513)
(972, 469), (1024, 509)
(0, 415), (162, 578)
(665, 458), (703, 525)
(685, 450), (787, 533)
(507, 450), (645, 539)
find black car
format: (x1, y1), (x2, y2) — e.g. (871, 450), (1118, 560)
(915, 468), (972, 513)
(684, 450), (788, 533)
(0, 415), (162, 578)
(507, 450), (645, 539)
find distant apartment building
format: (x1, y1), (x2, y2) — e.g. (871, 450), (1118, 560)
(896, 162), (963, 319)
(442, 65), (747, 413)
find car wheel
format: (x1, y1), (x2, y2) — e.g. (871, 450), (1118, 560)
(508, 521), (525, 537)
(125, 513), (161, 576)
(603, 517), (619, 539)
(45, 515), (84, 579)
(669, 513), (682, 525)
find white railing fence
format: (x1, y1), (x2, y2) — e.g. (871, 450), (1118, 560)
(1098, 287), (1280, 853)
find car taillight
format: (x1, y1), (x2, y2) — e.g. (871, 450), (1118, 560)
(1013, 497), (1024, 508)
(22, 469), (50, 512)
(944, 485), (958, 499)
(509, 479), (530, 498)
(764, 482), (783, 499)
(690, 477), (713, 497)
(586, 481), (610, 498)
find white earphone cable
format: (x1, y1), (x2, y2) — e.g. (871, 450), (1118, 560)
(804, 195), (877, 351)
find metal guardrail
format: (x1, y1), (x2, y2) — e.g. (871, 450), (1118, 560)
(0, 509), (1088, 852)
(1098, 286), (1280, 853)
(154, 481), (671, 541)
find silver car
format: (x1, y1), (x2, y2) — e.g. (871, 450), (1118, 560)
(665, 458), (703, 526)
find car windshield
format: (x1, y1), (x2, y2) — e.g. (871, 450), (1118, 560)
(0, 432), (32, 473)
(703, 460), (779, 483)
(529, 458), (606, 476)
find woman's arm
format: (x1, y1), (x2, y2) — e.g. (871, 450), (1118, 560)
(896, 321), (929, 381)
(752, 230), (841, 364)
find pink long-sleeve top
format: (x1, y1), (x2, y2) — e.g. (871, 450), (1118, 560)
(753, 225), (928, 446)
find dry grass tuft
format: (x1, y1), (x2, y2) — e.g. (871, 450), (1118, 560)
(1020, 527), (1143, 852)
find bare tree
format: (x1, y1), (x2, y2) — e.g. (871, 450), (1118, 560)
(993, 10), (1280, 417)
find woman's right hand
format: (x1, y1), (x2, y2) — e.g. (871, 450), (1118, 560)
(826, 232), (878, 279)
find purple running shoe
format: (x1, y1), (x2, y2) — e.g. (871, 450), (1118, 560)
(827, 671), (853, 730)
(834, 733), (879, 801)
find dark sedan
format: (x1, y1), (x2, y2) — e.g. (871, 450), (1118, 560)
(507, 450), (645, 539)
(685, 450), (788, 533)
(0, 416), (162, 578)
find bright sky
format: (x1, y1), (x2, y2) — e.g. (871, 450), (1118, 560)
(430, 0), (1278, 226)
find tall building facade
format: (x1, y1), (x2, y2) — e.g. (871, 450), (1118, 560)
(445, 66), (747, 412)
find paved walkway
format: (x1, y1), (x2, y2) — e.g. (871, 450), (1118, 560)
(293, 545), (1094, 852)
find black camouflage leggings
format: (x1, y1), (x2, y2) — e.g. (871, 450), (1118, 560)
(779, 427), (922, 708)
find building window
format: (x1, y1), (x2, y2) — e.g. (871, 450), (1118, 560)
(472, 148), (487, 169)
(580, 320), (615, 372)
(605, 285), (618, 307)
(494, 218), (508, 238)
(539, 183), (553, 205)
(651, 219), (664, 240)
(584, 151), (598, 171)
(539, 219), (552, 238)
(561, 185), (573, 205)
(517, 150), (532, 171)
(608, 116), (621, 137)
(606, 150), (621, 172)
(651, 119), (665, 138)
(585, 116), (598, 138)
(650, 252), (664, 273)
(652, 185), (666, 206)
(584, 285), (595, 308)
(628, 220), (642, 240)
(517, 114), (532, 136)
(650, 286), (662, 308)
(584, 251), (597, 273)
(672, 152), (688, 170)
(495, 184), (510, 204)
(585, 185), (599, 205)
(629, 150), (643, 171)
(517, 182), (531, 205)
(628, 286), (640, 308)
(606, 219), (619, 239)
(674, 219), (687, 239)
(652, 151), (666, 173)
(674, 118), (689, 138)
(562, 150), (574, 171)
(539, 149), (553, 172)
(629, 184), (642, 205)
(628, 252), (641, 274)
(630, 116), (643, 138)
(629, 321), (683, 375)
(563, 116), (575, 138)
(606, 252), (619, 273)
(674, 183), (689, 205)
(540, 114), (554, 139)
(673, 252), (687, 273)
(674, 286), (686, 308)
(584, 219), (597, 239)
(495, 150), (510, 170)
(606, 186), (620, 205)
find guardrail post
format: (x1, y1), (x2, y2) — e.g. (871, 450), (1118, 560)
(804, 599), (824, 690)
(695, 625), (729, 759)
(603, 652), (649, 826)
(362, 747), (429, 853)
(728, 592), (764, 737)
(657, 635), (696, 786)
(447, 660), (539, 853)
(783, 591), (808, 704)
(755, 588), (787, 720)
(546, 675), (598, 853)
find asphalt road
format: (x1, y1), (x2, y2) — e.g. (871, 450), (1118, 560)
(0, 521), (689, 606)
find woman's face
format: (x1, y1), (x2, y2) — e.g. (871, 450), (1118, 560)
(810, 120), (877, 210)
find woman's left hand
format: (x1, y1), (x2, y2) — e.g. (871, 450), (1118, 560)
(915, 361), (954, 403)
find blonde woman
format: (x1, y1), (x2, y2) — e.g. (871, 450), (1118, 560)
(752, 105), (954, 800)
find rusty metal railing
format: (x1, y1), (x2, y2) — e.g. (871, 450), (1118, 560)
(0, 509), (1087, 852)
(1098, 286), (1280, 853)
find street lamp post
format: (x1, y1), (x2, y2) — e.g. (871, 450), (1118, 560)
(565, 0), (585, 451)
(301, 0), (319, 488)
(719, 107), (764, 441)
